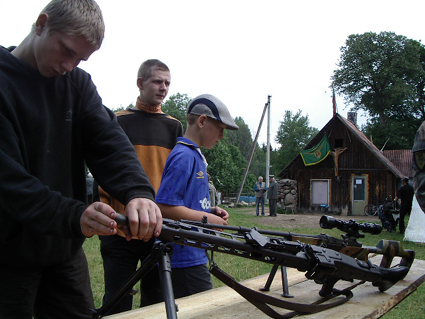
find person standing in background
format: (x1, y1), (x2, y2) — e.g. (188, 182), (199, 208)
(208, 173), (218, 207)
(267, 175), (278, 216)
(395, 177), (414, 234)
(99, 59), (183, 314)
(254, 176), (267, 216)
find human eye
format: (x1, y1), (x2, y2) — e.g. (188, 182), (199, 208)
(61, 45), (74, 58)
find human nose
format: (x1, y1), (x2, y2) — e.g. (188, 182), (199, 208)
(159, 82), (168, 91)
(61, 59), (80, 73)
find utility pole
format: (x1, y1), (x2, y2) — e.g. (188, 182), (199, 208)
(266, 95), (271, 188)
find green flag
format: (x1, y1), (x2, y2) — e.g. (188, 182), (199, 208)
(300, 135), (331, 166)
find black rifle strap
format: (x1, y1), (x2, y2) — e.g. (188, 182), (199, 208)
(210, 264), (355, 319)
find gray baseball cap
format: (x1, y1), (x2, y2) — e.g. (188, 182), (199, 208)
(187, 94), (239, 130)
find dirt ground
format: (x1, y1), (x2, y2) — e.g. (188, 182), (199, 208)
(235, 207), (380, 229)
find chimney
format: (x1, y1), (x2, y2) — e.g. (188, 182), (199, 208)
(347, 112), (357, 126)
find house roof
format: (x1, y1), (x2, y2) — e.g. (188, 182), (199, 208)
(279, 113), (405, 179)
(382, 149), (413, 178)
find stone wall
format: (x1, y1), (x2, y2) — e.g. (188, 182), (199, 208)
(277, 179), (298, 211)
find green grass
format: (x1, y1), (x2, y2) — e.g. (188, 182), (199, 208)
(83, 207), (425, 317)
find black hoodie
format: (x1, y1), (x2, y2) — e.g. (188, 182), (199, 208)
(0, 46), (154, 266)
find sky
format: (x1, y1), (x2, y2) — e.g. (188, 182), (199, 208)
(2, 0), (425, 147)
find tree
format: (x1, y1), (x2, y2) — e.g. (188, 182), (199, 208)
(203, 134), (247, 196)
(269, 145), (281, 176)
(275, 110), (318, 168)
(110, 103), (133, 113)
(362, 116), (420, 149)
(227, 117), (253, 161)
(332, 31), (425, 148)
(226, 117), (270, 188)
(249, 142), (267, 179)
(162, 93), (191, 130)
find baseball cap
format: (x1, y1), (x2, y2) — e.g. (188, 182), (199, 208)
(187, 94), (239, 130)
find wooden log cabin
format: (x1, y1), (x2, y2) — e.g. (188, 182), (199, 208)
(278, 113), (405, 216)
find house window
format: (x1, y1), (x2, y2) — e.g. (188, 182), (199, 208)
(335, 138), (344, 149)
(311, 179), (330, 205)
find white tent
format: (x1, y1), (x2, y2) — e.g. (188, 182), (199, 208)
(404, 193), (425, 243)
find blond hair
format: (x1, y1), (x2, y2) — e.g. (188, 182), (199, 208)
(33, 0), (105, 49)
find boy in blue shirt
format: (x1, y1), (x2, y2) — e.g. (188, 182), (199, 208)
(156, 94), (239, 298)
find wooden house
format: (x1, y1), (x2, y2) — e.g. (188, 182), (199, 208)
(382, 149), (413, 180)
(278, 113), (404, 216)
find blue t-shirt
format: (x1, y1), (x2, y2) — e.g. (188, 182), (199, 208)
(156, 137), (211, 268)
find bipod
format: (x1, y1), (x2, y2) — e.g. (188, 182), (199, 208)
(91, 241), (178, 319)
(260, 265), (293, 298)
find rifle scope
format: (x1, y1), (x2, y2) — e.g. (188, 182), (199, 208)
(320, 215), (382, 235)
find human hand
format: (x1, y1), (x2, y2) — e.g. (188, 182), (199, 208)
(207, 208), (229, 227)
(80, 202), (118, 238)
(122, 198), (163, 241)
(211, 206), (229, 222)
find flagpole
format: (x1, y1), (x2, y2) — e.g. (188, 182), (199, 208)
(332, 84), (337, 117)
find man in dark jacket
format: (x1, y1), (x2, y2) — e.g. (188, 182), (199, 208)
(395, 178), (414, 234)
(0, 1), (162, 318)
(267, 175), (278, 216)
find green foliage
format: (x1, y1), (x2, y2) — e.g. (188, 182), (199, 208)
(203, 135), (247, 195)
(275, 109), (319, 168)
(226, 117), (273, 183)
(248, 142), (267, 178)
(214, 116), (282, 193)
(227, 117), (253, 161)
(162, 93), (191, 131)
(244, 174), (258, 194)
(269, 145), (281, 176)
(362, 116), (422, 149)
(112, 103), (133, 113)
(332, 31), (425, 149)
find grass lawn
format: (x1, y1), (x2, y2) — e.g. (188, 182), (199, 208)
(83, 207), (425, 318)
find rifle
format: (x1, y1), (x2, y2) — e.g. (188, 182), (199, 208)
(92, 214), (414, 319)
(180, 215), (415, 270)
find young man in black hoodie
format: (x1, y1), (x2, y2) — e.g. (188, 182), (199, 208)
(0, 1), (162, 317)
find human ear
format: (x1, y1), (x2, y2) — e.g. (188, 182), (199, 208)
(198, 115), (207, 128)
(35, 13), (49, 36)
(137, 77), (144, 90)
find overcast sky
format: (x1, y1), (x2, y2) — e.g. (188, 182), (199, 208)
(2, 0), (425, 147)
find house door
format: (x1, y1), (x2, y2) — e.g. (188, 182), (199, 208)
(352, 175), (367, 215)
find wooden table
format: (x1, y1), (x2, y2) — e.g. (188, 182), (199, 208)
(105, 256), (425, 319)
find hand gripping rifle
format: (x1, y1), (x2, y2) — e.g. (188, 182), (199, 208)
(92, 215), (414, 319)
